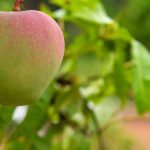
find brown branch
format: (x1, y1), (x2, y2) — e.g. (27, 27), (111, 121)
(13, 0), (24, 11)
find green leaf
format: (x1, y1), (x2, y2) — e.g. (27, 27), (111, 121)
(113, 42), (129, 102)
(80, 78), (104, 99)
(52, 0), (112, 24)
(61, 127), (90, 150)
(131, 40), (150, 113)
(72, 3), (112, 24)
(114, 61), (128, 102)
(89, 96), (120, 125)
(5, 85), (55, 149)
(0, 106), (15, 141)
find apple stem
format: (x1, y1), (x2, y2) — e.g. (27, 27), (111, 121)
(13, 0), (24, 11)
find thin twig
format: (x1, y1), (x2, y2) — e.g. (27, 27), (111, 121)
(83, 99), (106, 150)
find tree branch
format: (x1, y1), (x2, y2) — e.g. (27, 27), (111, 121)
(83, 99), (106, 150)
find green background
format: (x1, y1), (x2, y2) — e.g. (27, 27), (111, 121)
(0, 0), (150, 149)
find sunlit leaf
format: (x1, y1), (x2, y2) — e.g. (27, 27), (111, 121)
(131, 40), (150, 113)
(88, 96), (120, 125)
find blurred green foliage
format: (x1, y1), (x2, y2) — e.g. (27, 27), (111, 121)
(0, 0), (150, 150)
(103, 0), (150, 49)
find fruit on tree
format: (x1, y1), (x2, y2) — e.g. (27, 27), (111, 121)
(0, 1), (64, 106)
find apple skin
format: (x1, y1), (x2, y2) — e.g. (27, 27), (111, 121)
(0, 10), (64, 106)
